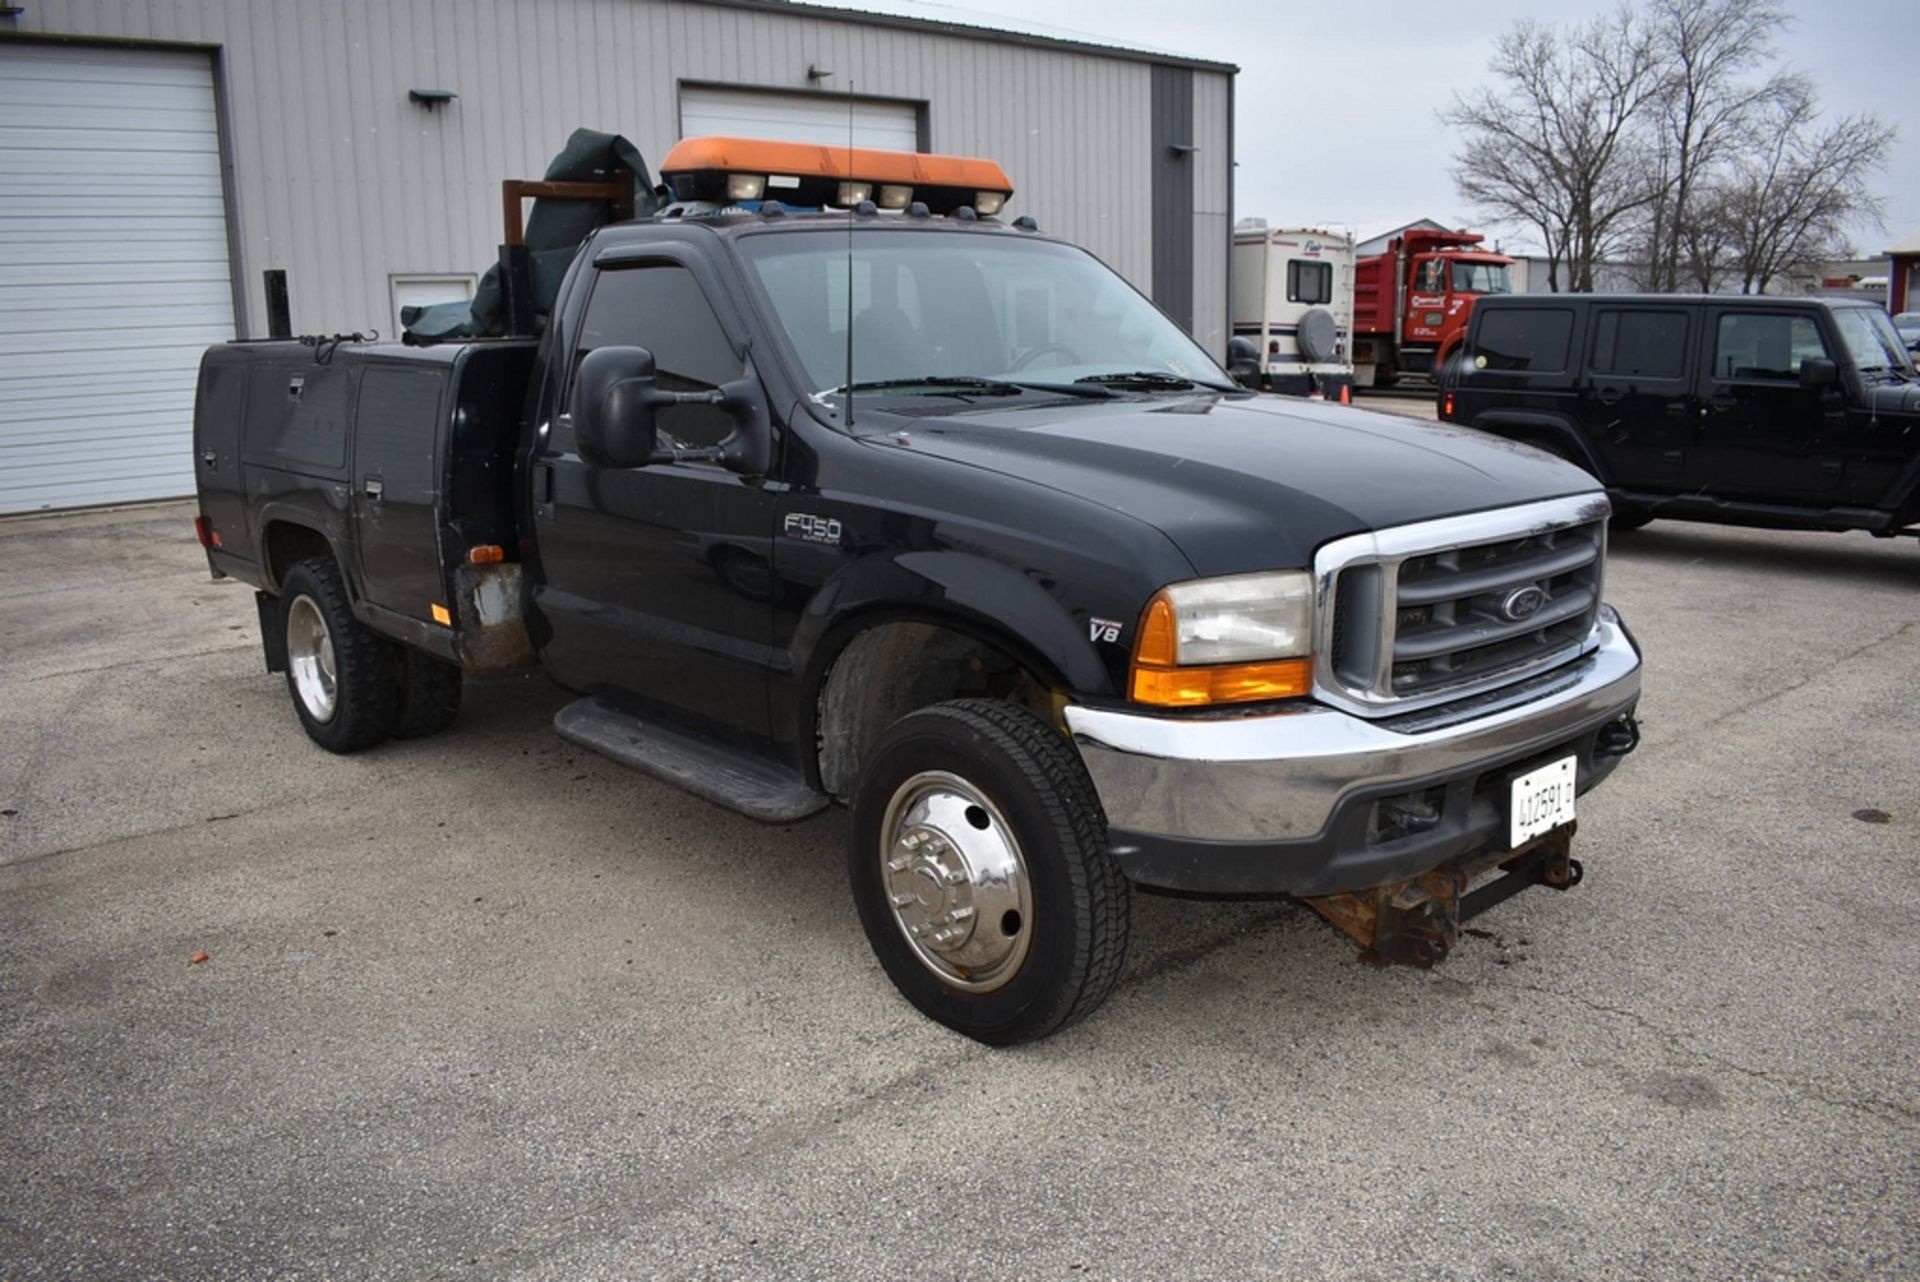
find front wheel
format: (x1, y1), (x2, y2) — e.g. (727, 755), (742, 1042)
(847, 700), (1130, 1045)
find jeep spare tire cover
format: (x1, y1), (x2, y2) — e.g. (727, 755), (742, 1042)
(1297, 308), (1337, 363)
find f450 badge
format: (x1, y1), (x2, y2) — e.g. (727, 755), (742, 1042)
(782, 513), (843, 545)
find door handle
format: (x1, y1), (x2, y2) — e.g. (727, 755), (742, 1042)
(1704, 397), (1738, 412)
(201, 450), (217, 467)
(1593, 387), (1625, 407)
(363, 477), (384, 500)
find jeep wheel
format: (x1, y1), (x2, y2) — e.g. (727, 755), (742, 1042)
(280, 557), (398, 753)
(847, 700), (1130, 1045)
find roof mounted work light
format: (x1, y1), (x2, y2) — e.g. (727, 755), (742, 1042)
(659, 136), (1013, 216)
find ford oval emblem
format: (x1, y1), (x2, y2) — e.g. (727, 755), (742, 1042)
(1500, 585), (1548, 622)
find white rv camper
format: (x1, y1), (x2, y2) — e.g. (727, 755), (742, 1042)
(1230, 222), (1356, 398)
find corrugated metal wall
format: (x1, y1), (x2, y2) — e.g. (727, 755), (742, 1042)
(5, 0), (1231, 352)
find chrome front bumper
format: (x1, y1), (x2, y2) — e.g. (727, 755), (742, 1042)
(1064, 608), (1643, 896)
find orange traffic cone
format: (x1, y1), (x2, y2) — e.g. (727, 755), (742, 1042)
(1339, 383), (1351, 405)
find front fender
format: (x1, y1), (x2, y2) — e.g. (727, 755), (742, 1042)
(788, 548), (1119, 702)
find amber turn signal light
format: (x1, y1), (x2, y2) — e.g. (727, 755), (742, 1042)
(1130, 657), (1312, 707)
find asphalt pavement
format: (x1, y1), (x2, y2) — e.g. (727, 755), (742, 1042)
(2, 495), (1915, 1280)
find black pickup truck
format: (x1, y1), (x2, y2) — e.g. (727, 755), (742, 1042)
(193, 145), (1643, 1043)
(1440, 293), (1920, 536)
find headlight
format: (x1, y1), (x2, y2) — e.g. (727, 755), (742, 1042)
(1129, 570), (1314, 707)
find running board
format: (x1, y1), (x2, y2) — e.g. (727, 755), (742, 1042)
(554, 697), (830, 824)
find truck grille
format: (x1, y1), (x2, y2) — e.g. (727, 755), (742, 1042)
(1319, 497), (1609, 715)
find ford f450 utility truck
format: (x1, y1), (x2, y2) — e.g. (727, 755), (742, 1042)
(192, 137), (1643, 1044)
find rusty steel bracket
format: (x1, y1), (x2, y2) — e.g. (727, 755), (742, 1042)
(1305, 823), (1580, 968)
(451, 562), (538, 678)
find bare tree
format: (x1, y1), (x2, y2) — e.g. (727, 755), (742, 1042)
(1443, 9), (1666, 292)
(1637, 0), (1795, 290)
(1719, 85), (1894, 293)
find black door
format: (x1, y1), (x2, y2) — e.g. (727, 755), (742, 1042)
(352, 367), (450, 622)
(1822, 306), (1918, 507)
(531, 258), (779, 741)
(1688, 308), (1845, 502)
(1578, 306), (1695, 491)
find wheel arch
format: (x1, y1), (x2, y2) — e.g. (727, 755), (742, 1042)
(1470, 410), (1609, 483)
(793, 549), (1118, 803)
(258, 517), (339, 593)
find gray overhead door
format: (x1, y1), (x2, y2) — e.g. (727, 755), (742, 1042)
(679, 85), (920, 151)
(0, 42), (237, 514)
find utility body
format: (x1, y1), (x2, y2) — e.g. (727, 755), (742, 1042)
(1352, 228), (1514, 388)
(193, 138), (1642, 1042)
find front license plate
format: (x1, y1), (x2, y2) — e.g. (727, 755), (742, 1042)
(1510, 755), (1577, 847)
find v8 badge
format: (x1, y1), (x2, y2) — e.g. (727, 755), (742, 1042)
(1088, 617), (1123, 644)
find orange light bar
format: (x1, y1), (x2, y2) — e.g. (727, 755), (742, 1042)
(660, 135), (1012, 198)
(1131, 658), (1313, 707)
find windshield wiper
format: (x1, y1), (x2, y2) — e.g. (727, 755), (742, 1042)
(824, 375), (1114, 399)
(1074, 370), (1240, 394)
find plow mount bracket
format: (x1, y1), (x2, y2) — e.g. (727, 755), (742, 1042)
(1304, 824), (1581, 967)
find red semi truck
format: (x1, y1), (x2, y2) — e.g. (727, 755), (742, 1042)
(1351, 228), (1513, 388)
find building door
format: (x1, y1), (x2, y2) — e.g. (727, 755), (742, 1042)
(0, 42), (237, 513)
(679, 85), (920, 151)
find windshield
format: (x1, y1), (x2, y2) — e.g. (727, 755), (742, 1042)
(739, 229), (1228, 398)
(1832, 307), (1915, 375)
(1451, 261), (1512, 295)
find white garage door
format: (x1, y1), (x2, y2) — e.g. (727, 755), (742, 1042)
(0, 43), (237, 514)
(680, 85), (919, 151)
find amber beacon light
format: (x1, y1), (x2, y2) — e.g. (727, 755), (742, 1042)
(659, 136), (1014, 217)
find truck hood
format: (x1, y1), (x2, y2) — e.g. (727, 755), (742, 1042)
(890, 395), (1600, 575)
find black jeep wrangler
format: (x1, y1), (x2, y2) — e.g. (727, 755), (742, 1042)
(1441, 293), (1920, 536)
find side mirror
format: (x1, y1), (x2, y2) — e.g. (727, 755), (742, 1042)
(1799, 357), (1839, 390)
(1225, 335), (1263, 390)
(573, 345), (661, 469)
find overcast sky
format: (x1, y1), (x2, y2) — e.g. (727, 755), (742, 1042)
(808, 0), (1919, 258)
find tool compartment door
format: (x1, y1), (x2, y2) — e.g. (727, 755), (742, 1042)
(351, 367), (450, 623)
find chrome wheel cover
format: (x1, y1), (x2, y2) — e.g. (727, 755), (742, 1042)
(286, 594), (338, 723)
(880, 770), (1033, 992)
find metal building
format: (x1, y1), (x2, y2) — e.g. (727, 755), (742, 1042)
(0, 1), (1235, 514)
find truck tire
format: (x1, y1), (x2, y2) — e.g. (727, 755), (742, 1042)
(390, 648), (463, 739)
(1296, 307), (1338, 364)
(847, 699), (1130, 1045)
(279, 557), (398, 754)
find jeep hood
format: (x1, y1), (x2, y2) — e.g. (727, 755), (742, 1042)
(889, 395), (1602, 575)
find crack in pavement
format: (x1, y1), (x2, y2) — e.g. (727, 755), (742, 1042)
(1650, 618), (1919, 756)
(1510, 977), (1920, 1124)
(0, 641), (257, 685)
